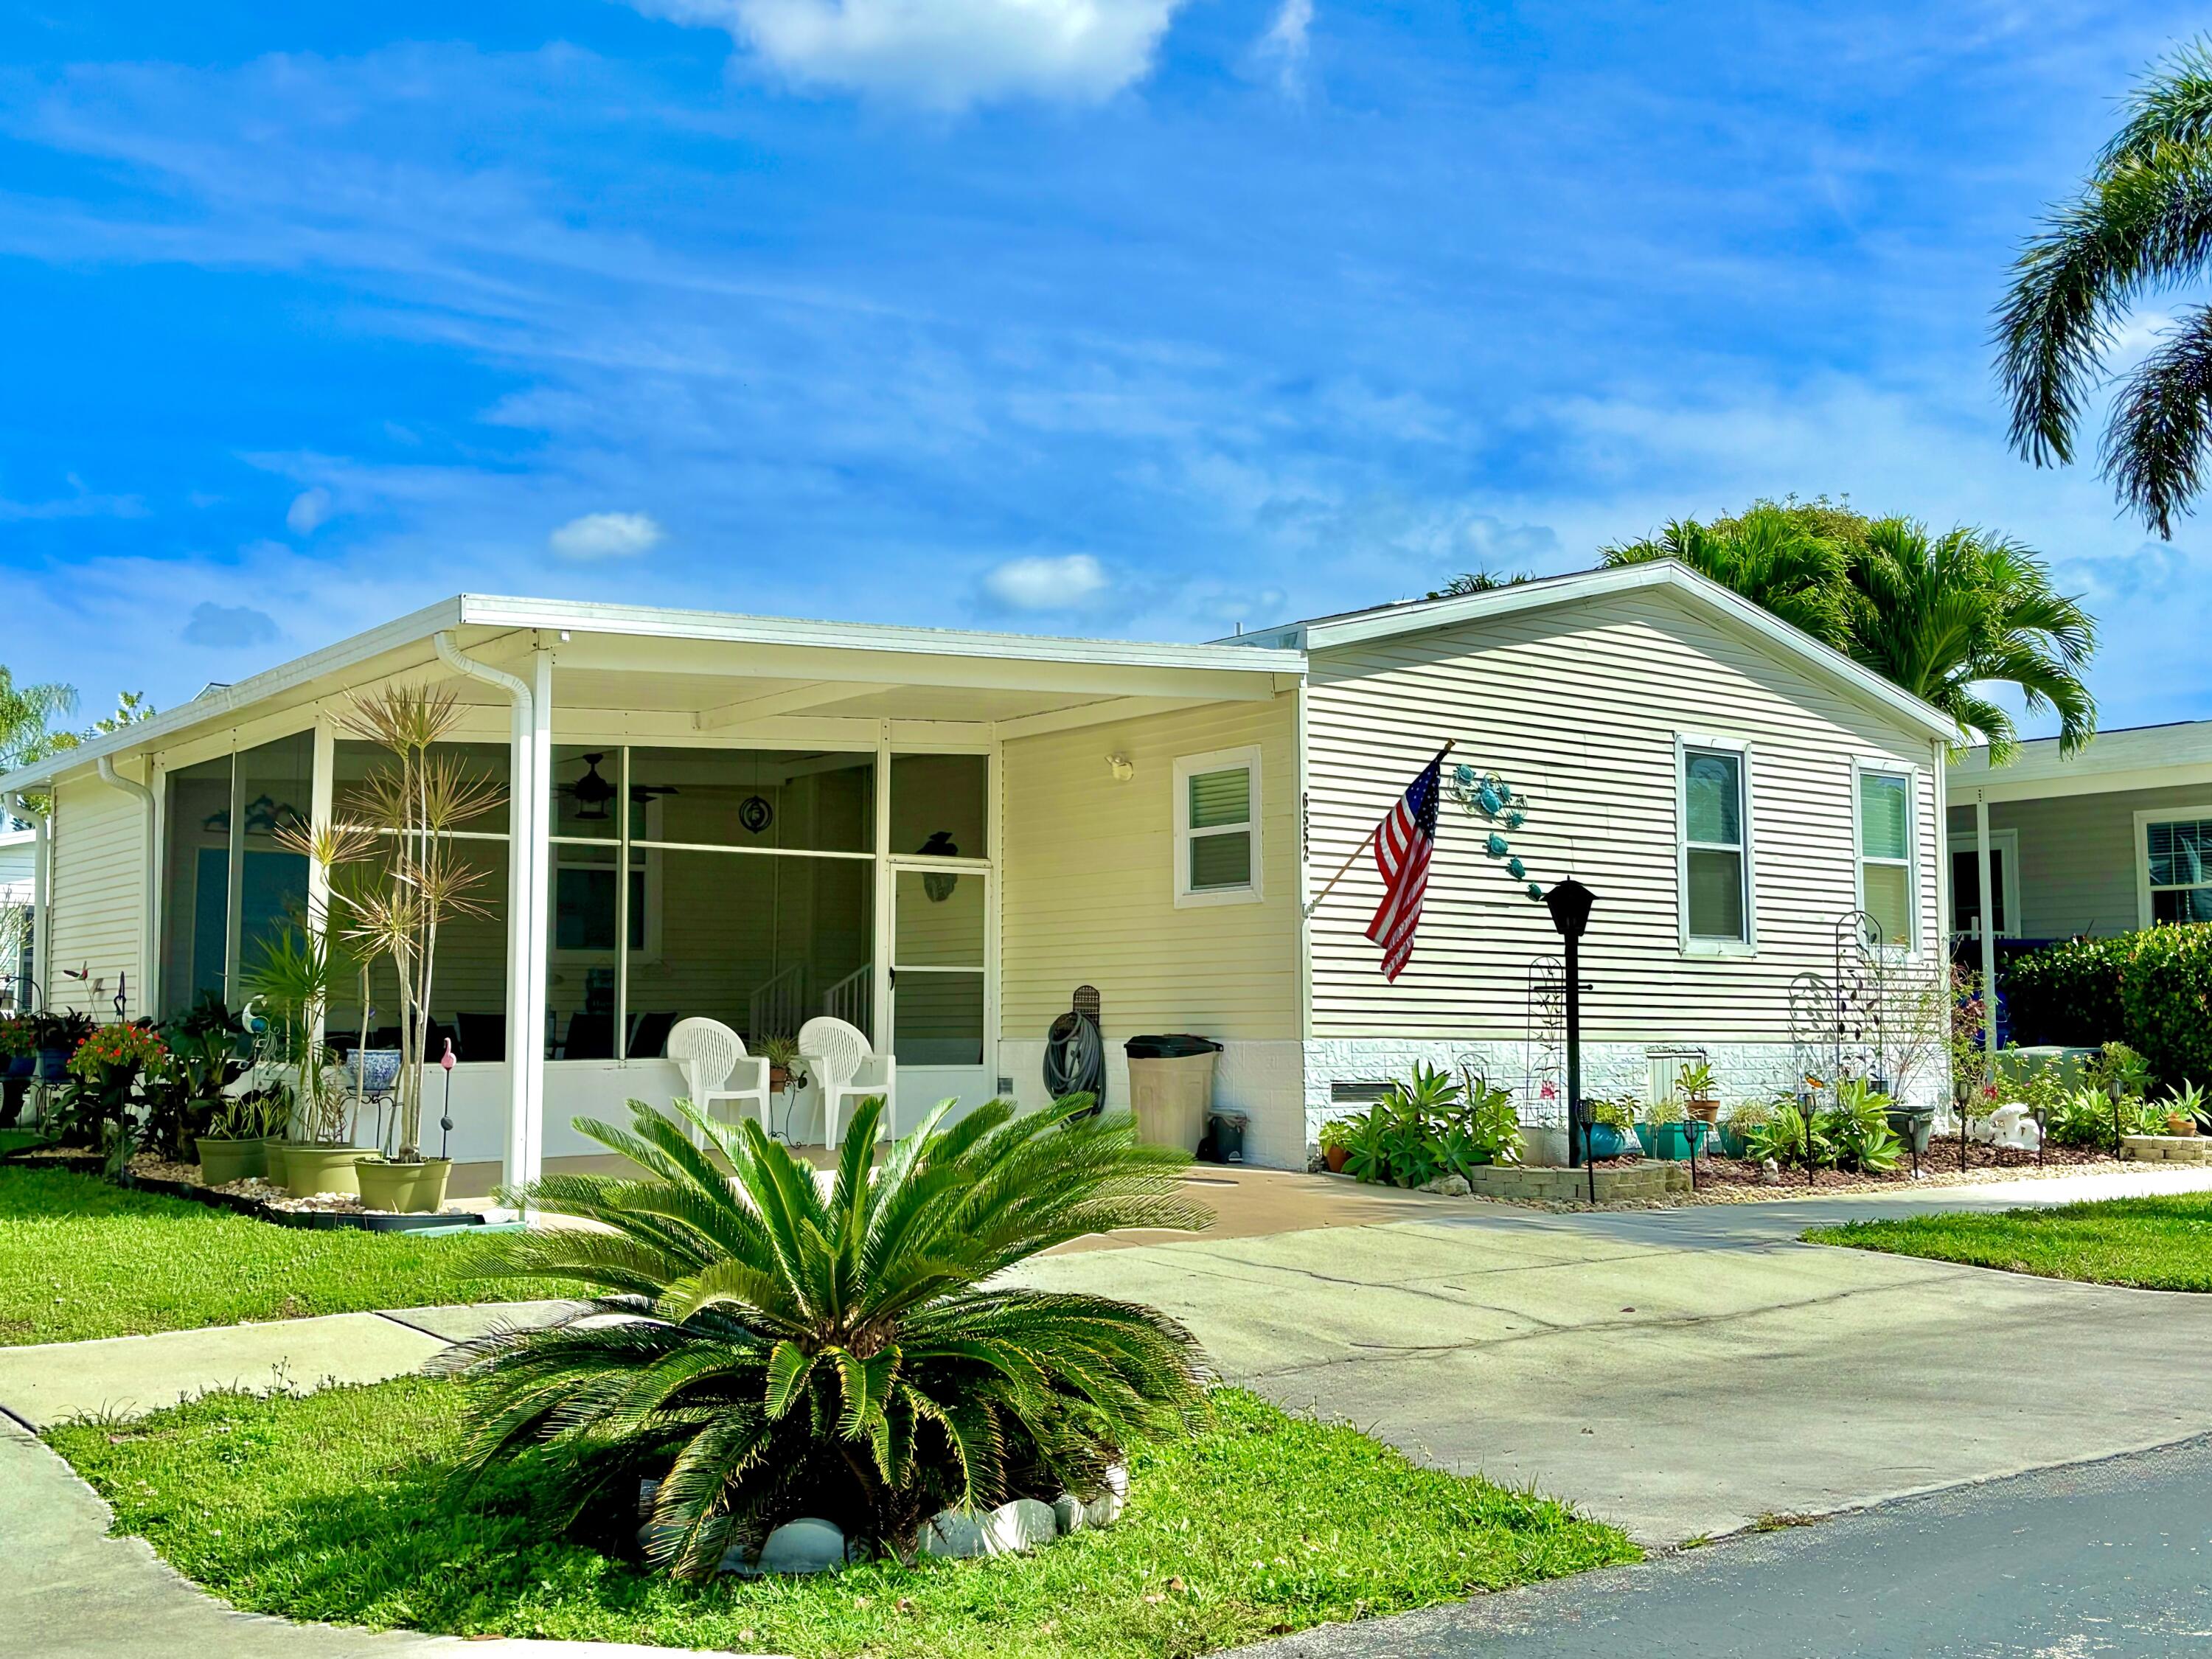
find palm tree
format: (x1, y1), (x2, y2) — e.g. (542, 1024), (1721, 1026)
(1599, 501), (1852, 646)
(442, 1093), (1210, 1576)
(1841, 519), (2097, 762)
(0, 667), (77, 776)
(1997, 38), (2212, 536)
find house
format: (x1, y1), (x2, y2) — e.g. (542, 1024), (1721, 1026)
(0, 824), (33, 1001)
(1946, 719), (2212, 971)
(0, 563), (1954, 1192)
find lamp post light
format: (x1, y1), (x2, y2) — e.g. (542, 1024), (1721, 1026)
(1544, 877), (1596, 1201)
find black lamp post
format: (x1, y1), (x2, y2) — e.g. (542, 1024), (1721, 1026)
(1545, 877), (1596, 1197)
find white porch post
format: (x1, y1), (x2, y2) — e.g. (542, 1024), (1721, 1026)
(518, 647), (553, 1188)
(1975, 791), (1997, 1067)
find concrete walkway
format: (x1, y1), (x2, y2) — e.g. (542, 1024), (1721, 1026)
(1013, 1165), (2212, 1546)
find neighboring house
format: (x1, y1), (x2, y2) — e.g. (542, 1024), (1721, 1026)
(1947, 720), (2212, 949)
(0, 563), (1953, 1186)
(0, 825), (34, 1001)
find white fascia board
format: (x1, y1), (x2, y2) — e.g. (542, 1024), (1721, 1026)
(456, 594), (1306, 678)
(1950, 719), (2212, 794)
(1291, 561), (1957, 744)
(0, 597), (467, 797)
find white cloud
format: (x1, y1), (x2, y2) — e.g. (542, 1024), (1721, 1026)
(639, 0), (1188, 108)
(548, 510), (666, 560)
(981, 552), (1111, 610)
(1253, 0), (1313, 95)
(285, 487), (333, 535)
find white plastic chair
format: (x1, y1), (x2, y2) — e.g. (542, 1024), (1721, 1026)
(797, 1015), (897, 1147)
(667, 1018), (771, 1144)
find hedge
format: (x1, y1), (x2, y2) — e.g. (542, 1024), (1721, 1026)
(2000, 926), (2212, 1088)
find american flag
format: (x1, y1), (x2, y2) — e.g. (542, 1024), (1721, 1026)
(1366, 752), (1444, 981)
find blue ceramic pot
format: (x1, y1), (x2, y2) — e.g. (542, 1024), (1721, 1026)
(3, 1054), (32, 1079)
(35, 1048), (69, 1082)
(338, 1048), (403, 1096)
(1585, 1123), (1629, 1160)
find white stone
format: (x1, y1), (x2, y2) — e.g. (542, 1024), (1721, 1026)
(1052, 1493), (1085, 1534)
(1415, 1172), (1471, 1196)
(991, 1498), (1059, 1552)
(750, 1517), (849, 1574)
(1085, 1464), (1128, 1528)
(922, 1509), (990, 1559)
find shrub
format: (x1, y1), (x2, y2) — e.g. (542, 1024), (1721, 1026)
(1340, 1063), (1520, 1189)
(2002, 935), (2129, 1048)
(2117, 927), (2212, 1090)
(446, 1093), (1210, 1576)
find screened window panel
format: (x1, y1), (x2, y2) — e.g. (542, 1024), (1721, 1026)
(159, 754), (235, 1018)
(1683, 751), (1742, 846)
(2146, 819), (2212, 890)
(889, 754), (987, 859)
(1863, 863), (1912, 945)
(893, 972), (984, 1067)
(1189, 767), (1251, 830)
(1859, 772), (1910, 860)
(1190, 830), (1253, 891)
(628, 747), (873, 852)
(333, 740), (510, 835)
(894, 869), (984, 967)
(1686, 848), (1745, 941)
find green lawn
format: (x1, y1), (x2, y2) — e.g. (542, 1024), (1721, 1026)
(0, 1166), (552, 1344)
(48, 1380), (1635, 1659)
(1810, 1192), (2212, 1291)
(0, 1128), (52, 1154)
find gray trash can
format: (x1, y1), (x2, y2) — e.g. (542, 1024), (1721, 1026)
(1124, 1034), (1222, 1154)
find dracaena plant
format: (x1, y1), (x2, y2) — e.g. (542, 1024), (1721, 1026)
(279, 684), (502, 1161)
(440, 1093), (1211, 1576)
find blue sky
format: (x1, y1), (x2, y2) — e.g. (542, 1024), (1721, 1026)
(1, 2), (2202, 734)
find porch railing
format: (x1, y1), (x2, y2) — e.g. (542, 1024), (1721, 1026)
(748, 963), (804, 1043)
(823, 964), (871, 1032)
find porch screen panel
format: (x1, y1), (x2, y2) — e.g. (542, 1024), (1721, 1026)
(892, 869), (984, 1066)
(2146, 817), (2212, 923)
(159, 755), (234, 1019)
(889, 754), (989, 859)
(233, 731), (314, 990)
(627, 748), (874, 852)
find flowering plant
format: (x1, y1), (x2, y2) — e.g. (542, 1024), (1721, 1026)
(67, 1022), (168, 1081)
(0, 1016), (31, 1058)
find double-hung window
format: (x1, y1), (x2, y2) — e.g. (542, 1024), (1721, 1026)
(1174, 747), (1262, 906)
(2140, 812), (2212, 924)
(1857, 767), (1916, 949)
(1680, 741), (1750, 948)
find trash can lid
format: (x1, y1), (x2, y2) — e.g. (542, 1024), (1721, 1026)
(1206, 1108), (1248, 1125)
(1123, 1033), (1222, 1059)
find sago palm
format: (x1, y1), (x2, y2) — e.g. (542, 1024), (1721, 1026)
(442, 1093), (1210, 1577)
(1840, 519), (2097, 761)
(1998, 38), (2212, 536)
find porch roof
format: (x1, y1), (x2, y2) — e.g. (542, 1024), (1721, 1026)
(0, 595), (1305, 795)
(1949, 716), (2212, 804)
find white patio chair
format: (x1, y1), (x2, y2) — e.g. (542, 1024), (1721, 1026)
(667, 1018), (771, 1144)
(796, 1015), (896, 1147)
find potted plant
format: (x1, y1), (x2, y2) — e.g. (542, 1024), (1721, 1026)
(1636, 1094), (1690, 1160)
(2164, 1081), (2205, 1137)
(0, 1015), (32, 1080)
(64, 1021), (167, 1169)
(1676, 1061), (1720, 1124)
(195, 1086), (285, 1186)
(1721, 1096), (1776, 1159)
(759, 1033), (807, 1097)
(1585, 1096), (1634, 1161)
(32, 1009), (93, 1083)
(279, 684), (503, 1213)
(1317, 1116), (1354, 1173)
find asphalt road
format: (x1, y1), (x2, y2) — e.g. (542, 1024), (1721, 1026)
(1234, 1436), (2212, 1658)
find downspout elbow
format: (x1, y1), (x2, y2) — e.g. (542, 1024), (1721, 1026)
(434, 630), (532, 711)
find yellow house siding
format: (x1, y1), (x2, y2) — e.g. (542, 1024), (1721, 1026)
(1000, 695), (1300, 1041)
(1306, 588), (1944, 1042)
(47, 776), (150, 1020)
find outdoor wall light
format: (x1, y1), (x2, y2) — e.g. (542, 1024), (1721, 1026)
(1106, 754), (1135, 782)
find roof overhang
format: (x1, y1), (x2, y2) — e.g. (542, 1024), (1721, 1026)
(0, 595), (1304, 796)
(1949, 719), (2212, 804)
(1227, 561), (1958, 745)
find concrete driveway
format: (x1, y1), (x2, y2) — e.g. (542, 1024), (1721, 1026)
(1012, 1174), (2212, 1545)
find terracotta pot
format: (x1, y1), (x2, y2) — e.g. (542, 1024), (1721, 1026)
(1324, 1144), (1349, 1173)
(284, 1144), (370, 1200)
(2168, 1115), (2197, 1138)
(1687, 1097), (1720, 1124)
(195, 1135), (268, 1187)
(355, 1158), (454, 1214)
(769, 1065), (793, 1092)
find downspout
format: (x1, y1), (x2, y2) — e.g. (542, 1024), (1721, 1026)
(96, 757), (157, 1020)
(432, 630), (541, 1206)
(4, 791), (46, 1011)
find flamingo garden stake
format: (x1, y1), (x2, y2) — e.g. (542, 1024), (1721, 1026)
(439, 1038), (456, 1160)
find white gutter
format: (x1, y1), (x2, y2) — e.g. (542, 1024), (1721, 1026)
(95, 757), (157, 1021)
(4, 792), (46, 1012)
(432, 630), (543, 1205)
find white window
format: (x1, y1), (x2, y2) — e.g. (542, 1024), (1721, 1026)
(1946, 830), (2019, 939)
(1857, 766), (1916, 950)
(1173, 746), (1262, 907)
(2137, 809), (2212, 925)
(1678, 738), (1752, 950)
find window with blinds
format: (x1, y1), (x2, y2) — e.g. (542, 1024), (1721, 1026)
(1682, 745), (1748, 944)
(1173, 747), (1262, 906)
(1858, 768), (1914, 948)
(2145, 816), (2212, 924)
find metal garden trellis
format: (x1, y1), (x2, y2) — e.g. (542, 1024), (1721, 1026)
(1785, 910), (1890, 1186)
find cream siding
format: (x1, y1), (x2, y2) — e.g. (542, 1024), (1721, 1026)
(1000, 696), (1300, 1041)
(1305, 588), (1943, 1041)
(47, 775), (152, 1020)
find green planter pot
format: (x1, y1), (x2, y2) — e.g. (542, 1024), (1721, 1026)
(1634, 1123), (1695, 1161)
(194, 1136), (268, 1187)
(284, 1144), (370, 1200)
(262, 1140), (293, 1186)
(355, 1158), (454, 1215)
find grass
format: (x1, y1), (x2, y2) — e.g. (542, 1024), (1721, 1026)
(0, 1127), (52, 1154)
(47, 1379), (1637, 1658)
(0, 1166), (554, 1344)
(1810, 1191), (2212, 1291)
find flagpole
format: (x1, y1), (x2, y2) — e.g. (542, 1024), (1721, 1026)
(1301, 741), (1454, 920)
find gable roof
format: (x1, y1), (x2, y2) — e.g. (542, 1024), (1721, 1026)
(1220, 560), (1957, 743)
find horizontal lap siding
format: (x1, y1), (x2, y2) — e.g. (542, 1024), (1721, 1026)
(49, 778), (150, 1020)
(1307, 590), (1941, 1042)
(1947, 782), (2212, 937)
(1000, 697), (1300, 1040)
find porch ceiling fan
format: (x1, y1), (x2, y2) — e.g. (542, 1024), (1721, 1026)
(557, 753), (678, 822)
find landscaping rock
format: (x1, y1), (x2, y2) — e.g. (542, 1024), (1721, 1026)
(1053, 1492), (1086, 1534)
(1416, 1173), (1472, 1197)
(753, 1517), (849, 1574)
(1086, 1464), (1129, 1528)
(921, 1509), (990, 1559)
(922, 1497), (1064, 1557)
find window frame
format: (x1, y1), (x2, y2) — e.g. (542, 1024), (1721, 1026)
(2135, 805), (2212, 928)
(1944, 830), (2020, 940)
(1172, 745), (1264, 909)
(1852, 762), (1921, 954)
(1675, 733), (1756, 956)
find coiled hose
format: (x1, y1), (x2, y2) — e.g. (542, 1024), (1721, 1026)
(1043, 1009), (1105, 1117)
